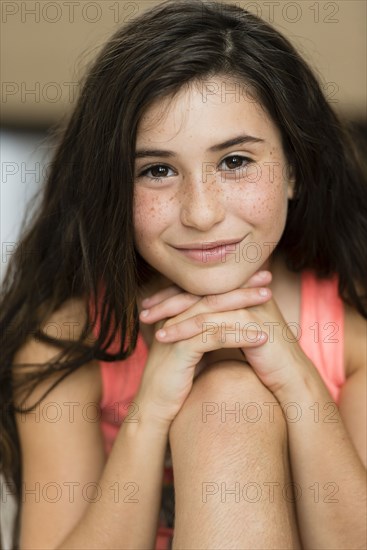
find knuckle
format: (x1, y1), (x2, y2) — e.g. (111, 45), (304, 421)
(194, 313), (207, 330)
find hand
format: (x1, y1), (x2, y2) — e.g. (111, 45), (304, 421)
(134, 270), (273, 429)
(139, 272), (315, 403)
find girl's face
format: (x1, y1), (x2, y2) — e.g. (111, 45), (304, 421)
(133, 76), (294, 295)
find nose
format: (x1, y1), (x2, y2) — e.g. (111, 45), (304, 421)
(179, 174), (226, 231)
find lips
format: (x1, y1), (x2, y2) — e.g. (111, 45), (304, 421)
(172, 237), (244, 264)
(173, 238), (243, 250)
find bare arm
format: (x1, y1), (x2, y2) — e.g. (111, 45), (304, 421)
(14, 299), (170, 550)
(275, 355), (366, 550)
(57, 407), (169, 550)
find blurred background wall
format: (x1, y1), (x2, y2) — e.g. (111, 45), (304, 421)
(0, 1), (366, 547)
(2, 0), (366, 127)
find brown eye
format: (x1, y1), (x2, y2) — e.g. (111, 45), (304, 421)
(222, 155), (251, 170)
(150, 165), (169, 177)
(139, 164), (174, 179)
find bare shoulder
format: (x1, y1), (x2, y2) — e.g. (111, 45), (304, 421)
(343, 300), (367, 377)
(12, 295), (102, 407)
(12, 296), (106, 549)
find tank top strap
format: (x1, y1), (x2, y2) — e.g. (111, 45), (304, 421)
(299, 269), (345, 402)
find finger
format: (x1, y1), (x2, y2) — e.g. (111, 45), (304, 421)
(239, 269), (272, 289)
(157, 285), (271, 329)
(140, 284), (185, 308)
(172, 323), (267, 356)
(155, 309), (266, 344)
(140, 292), (201, 324)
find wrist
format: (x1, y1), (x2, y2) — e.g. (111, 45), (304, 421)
(274, 357), (332, 408)
(129, 392), (172, 437)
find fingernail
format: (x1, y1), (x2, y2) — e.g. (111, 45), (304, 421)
(156, 329), (166, 338)
(140, 309), (150, 317)
(259, 288), (269, 296)
(141, 297), (152, 306)
(257, 271), (269, 279)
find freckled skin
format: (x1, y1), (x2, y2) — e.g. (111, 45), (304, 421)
(133, 76), (295, 296)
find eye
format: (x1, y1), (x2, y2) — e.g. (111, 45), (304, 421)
(219, 155), (252, 171)
(138, 164), (175, 180)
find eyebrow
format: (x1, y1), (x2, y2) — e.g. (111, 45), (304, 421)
(134, 134), (265, 159)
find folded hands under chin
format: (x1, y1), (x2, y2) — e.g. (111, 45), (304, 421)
(138, 269), (317, 403)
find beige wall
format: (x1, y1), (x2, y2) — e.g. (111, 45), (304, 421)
(1, 0), (366, 127)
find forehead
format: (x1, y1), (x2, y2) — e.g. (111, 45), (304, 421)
(136, 76), (281, 146)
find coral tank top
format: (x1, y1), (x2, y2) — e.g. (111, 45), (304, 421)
(90, 268), (345, 550)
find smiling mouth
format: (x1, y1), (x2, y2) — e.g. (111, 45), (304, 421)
(171, 237), (244, 264)
(173, 237), (243, 250)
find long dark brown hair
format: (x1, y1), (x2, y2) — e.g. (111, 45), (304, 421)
(1, 0), (366, 547)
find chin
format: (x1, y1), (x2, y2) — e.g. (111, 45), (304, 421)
(170, 270), (251, 296)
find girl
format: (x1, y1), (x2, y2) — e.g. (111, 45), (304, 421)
(1, 1), (366, 548)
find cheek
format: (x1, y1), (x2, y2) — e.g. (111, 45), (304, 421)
(133, 189), (171, 246)
(234, 163), (288, 231)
